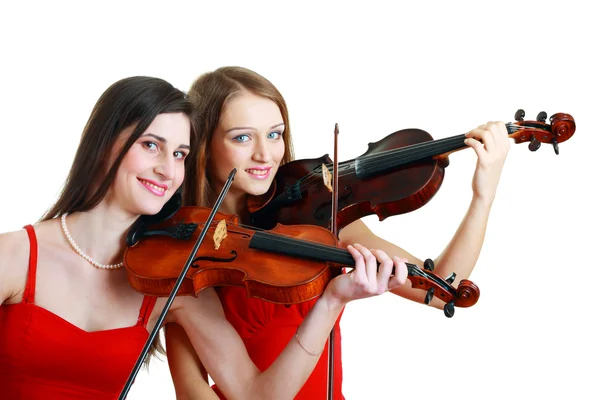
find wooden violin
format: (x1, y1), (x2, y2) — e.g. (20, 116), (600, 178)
(124, 206), (478, 317)
(248, 110), (576, 231)
(119, 170), (475, 398)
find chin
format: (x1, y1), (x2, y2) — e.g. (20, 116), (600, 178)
(136, 201), (168, 217)
(245, 182), (273, 197)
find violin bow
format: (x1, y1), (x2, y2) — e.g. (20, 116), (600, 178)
(118, 168), (237, 399)
(326, 123), (340, 400)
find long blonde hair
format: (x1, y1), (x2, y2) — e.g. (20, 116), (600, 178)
(183, 66), (294, 207)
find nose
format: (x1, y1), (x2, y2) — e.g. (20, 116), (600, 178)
(154, 153), (176, 181)
(251, 137), (272, 163)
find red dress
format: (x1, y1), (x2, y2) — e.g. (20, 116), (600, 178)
(0, 225), (157, 399)
(212, 286), (345, 399)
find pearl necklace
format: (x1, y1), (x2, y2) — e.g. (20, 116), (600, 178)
(60, 213), (123, 270)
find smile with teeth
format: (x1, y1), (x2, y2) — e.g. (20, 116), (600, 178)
(138, 178), (167, 195)
(246, 169), (269, 176)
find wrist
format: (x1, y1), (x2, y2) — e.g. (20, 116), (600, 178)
(319, 289), (347, 315)
(471, 193), (495, 211)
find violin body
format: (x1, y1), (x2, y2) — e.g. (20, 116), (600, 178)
(125, 207), (340, 304)
(249, 128), (448, 231)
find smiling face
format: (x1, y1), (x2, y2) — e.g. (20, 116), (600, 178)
(108, 112), (191, 217)
(208, 90), (285, 212)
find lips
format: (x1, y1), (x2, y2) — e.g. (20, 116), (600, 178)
(137, 178), (167, 196)
(245, 167), (272, 180)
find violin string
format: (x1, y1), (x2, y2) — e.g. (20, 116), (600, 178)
(261, 232), (349, 257)
(193, 220), (352, 256)
(195, 220), (268, 232)
(293, 134), (466, 192)
(212, 229), (441, 282)
(324, 125), (537, 177)
(352, 125), (539, 169)
(186, 222), (454, 292)
(295, 132), (473, 190)
(349, 125), (542, 173)
(292, 125), (537, 193)
(191, 221), (356, 264)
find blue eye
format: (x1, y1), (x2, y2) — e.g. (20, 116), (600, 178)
(267, 131), (282, 140)
(233, 134), (250, 143)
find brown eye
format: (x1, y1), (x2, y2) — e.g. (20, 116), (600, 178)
(142, 141), (159, 150)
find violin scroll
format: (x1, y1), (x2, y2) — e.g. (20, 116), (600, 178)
(408, 258), (480, 318)
(508, 109), (576, 155)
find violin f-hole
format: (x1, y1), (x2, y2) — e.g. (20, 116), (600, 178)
(313, 186), (353, 222)
(191, 250), (238, 267)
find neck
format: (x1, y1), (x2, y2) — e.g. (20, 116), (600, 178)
(211, 186), (247, 217)
(63, 203), (139, 267)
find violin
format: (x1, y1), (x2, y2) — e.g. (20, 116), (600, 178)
(248, 110), (576, 231)
(119, 186), (475, 399)
(124, 206), (479, 317)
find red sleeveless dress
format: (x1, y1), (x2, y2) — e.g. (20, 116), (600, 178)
(212, 286), (345, 399)
(0, 225), (157, 399)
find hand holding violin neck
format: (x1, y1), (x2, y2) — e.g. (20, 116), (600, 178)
(250, 232), (479, 317)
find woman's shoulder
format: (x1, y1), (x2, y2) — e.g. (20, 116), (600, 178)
(0, 228), (30, 262)
(0, 228), (32, 304)
(0, 219), (56, 258)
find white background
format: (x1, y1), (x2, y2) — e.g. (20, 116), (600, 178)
(1, 1), (598, 399)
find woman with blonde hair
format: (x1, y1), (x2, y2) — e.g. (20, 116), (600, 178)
(165, 66), (510, 399)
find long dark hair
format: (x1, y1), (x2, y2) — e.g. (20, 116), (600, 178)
(42, 76), (196, 221)
(39, 76), (196, 365)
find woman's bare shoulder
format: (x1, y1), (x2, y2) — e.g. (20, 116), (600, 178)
(0, 228), (31, 303)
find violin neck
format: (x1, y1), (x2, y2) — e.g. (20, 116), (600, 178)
(250, 231), (353, 266)
(249, 230), (420, 275)
(355, 123), (513, 179)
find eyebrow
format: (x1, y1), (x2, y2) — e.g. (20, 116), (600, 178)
(225, 122), (285, 134)
(143, 133), (190, 150)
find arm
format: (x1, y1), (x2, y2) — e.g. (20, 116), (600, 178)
(167, 244), (408, 400)
(165, 323), (219, 400)
(338, 121), (511, 308)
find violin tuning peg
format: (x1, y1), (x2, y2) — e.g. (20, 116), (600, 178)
(514, 109), (525, 122)
(424, 287), (434, 305)
(424, 258), (435, 271)
(536, 111), (547, 122)
(443, 301), (455, 318)
(445, 272), (456, 285)
(552, 137), (560, 155)
(528, 136), (541, 152)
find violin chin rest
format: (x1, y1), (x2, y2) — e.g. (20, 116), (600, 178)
(126, 218), (145, 247)
(126, 190), (183, 247)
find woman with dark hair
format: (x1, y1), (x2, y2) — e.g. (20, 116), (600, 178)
(0, 76), (196, 398)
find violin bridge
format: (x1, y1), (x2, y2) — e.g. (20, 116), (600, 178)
(213, 219), (228, 250)
(321, 163), (333, 193)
